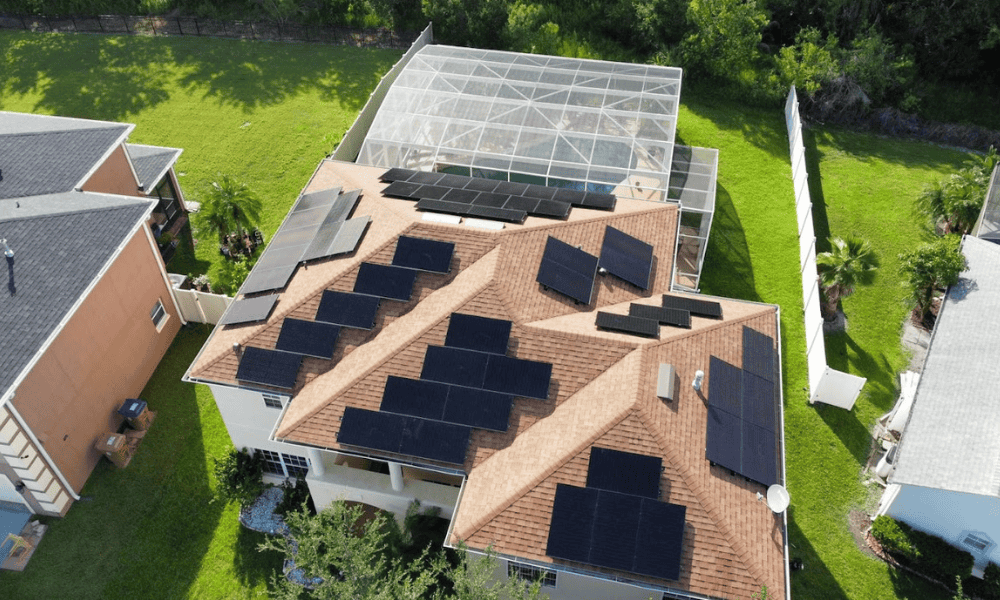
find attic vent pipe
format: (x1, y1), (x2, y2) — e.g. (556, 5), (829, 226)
(1, 238), (13, 258)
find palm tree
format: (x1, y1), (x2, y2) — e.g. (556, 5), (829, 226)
(197, 175), (263, 243)
(816, 236), (879, 319)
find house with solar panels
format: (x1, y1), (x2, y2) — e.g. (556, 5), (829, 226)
(0, 112), (187, 526)
(186, 146), (789, 598)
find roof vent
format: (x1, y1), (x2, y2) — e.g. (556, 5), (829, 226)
(656, 364), (676, 401)
(692, 369), (704, 392)
(1, 238), (14, 258)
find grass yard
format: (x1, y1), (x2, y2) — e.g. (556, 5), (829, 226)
(0, 30), (401, 285)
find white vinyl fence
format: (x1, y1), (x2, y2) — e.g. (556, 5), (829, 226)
(784, 87), (866, 408)
(173, 288), (232, 324)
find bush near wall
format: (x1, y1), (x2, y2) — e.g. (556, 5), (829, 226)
(964, 562), (1000, 599)
(871, 516), (975, 586)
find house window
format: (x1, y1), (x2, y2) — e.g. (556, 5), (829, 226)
(254, 449), (309, 478)
(257, 449), (285, 476)
(508, 562), (557, 588)
(262, 393), (283, 409)
(961, 531), (994, 554)
(283, 453), (309, 477)
(150, 300), (168, 331)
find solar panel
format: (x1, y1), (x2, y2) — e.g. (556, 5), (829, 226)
(587, 447), (661, 499)
(421, 345), (489, 388)
(503, 195), (539, 213)
(595, 312), (660, 337)
(707, 356), (742, 415)
(551, 187), (587, 205)
(537, 236), (599, 304)
(338, 407), (405, 453)
(353, 263), (418, 301)
(494, 181), (529, 195)
(482, 354), (552, 399)
(741, 420), (778, 486)
(742, 326), (775, 382)
(326, 188), (361, 223)
(441, 188), (479, 204)
(384, 180), (421, 199)
(522, 184), (557, 200)
(531, 199), (572, 219)
(235, 346), (302, 389)
(293, 186), (341, 212)
(627, 304), (691, 328)
(590, 492), (642, 571)
(219, 294), (279, 326)
(438, 173), (471, 188)
(337, 408), (471, 465)
(240, 263), (298, 295)
(580, 191), (616, 210)
(462, 177), (500, 192)
(392, 236), (455, 273)
(546, 484), (598, 564)
(634, 500), (686, 580)
(599, 226), (654, 290)
(444, 313), (512, 355)
(274, 318), (341, 359)
(413, 185), (451, 200)
(381, 376), (449, 420)
(301, 215), (370, 262)
(315, 290), (381, 329)
(442, 386), (513, 431)
(409, 171), (445, 185)
(705, 405), (742, 472)
(470, 192), (510, 207)
(380, 167), (417, 183)
(415, 198), (470, 217)
(661, 295), (723, 319)
(742, 370), (776, 431)
(466, 204), (526, 223)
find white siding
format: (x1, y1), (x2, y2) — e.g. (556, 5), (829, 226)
(885, 483), (1000, 566)
(208, 384), (292, 456)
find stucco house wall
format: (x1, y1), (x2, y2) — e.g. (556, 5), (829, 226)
(81, 144), (143, 198)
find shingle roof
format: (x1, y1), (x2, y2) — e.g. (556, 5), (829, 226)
(126, 143), (182, 192)
(891, 236), (1000, 497)
(0, 198), (152, 396)
(187, 160), (786, 599)
(0, 126), (129, 199)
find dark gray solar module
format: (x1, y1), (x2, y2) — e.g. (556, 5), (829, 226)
(546, 484), (598, 563)
(522, 184), (557, 200)
(580, 192), (616, 210)
(634, 500), (686, 580)
(741, 420), (778, 486)
(552, 187), (587, 205)
(599, 226), (654, 290)
(445, 313), (512, 355)
(462, 177), (501, 192)
(442, 387), (512, 432)
(219, 294), (279, 326)
(353, 263), (418, 301)
(495, 181), (529, 195)
(742, 370), (776, 431)
(466, 204), (526, 223)
(531, 199), (571, 219)
(337, 408), (472, 465)
(590, 492), (642, 571)
(595, 312), (660, 337)
(415, 198), (470, 216)
(705, 405), (742, 472)
(471, 192), (510, 207)
(421, 345), (489, 388)
(587, 447), (661, 499)
(503, 196), (539, 213)
(240, 263), (298, 295)
(742, 326), (775, 382)
(383, 180), (422, 199)
(326, 188), (361, 223)
(315, 290), (381, 329)
(294, 186), (341, 212)
(275, 318), (341, 359)
(235, 346), (302, 389)
(438, 173), (471, 188)
(392, 236), (455, 273)
(442, 188), (478, 204)
(627, 304), (691, 328)
(661, 295), (723, 319)
(327, 216), (371, 256)
(537, 236), (599, 304)
(380, 167), (416, 183)
(338, 407), (404, 452)
(409, 171), (445, 185)
(481, 354), (552, 400)
(707, 356), (742, 416)
(381, 376), (449, 420)
(413, 185), (451, 200)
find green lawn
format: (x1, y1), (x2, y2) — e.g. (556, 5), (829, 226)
(0, 30), (401, 284)
(0, 30), (978, 600)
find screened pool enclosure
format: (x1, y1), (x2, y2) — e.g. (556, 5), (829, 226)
(356, 45), (717, 289)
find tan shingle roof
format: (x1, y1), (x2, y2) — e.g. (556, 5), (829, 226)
(188, 161), (786, 599)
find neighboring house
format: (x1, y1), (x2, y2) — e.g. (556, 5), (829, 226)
(878, 235), (1000, 575)
(0, 112), (187, 522)
(186, 157), (789, 599)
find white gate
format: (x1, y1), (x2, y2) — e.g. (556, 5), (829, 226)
(172, 288), (232, 325)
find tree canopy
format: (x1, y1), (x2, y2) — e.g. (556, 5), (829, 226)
(898, 237), (968, 321)
(816, 235), (879, 318)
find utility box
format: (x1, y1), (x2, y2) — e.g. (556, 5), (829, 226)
(95, 433), (132, 468)
(118, 399), (152, 430)
(657, 364), (676, 401)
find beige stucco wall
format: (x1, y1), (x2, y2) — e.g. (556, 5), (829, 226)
(11, 225), (180, 493)
(81, 145), (143, 197)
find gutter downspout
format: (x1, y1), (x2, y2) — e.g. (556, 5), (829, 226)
(4, 394), (81, 501)
(776, 305), (791, 600)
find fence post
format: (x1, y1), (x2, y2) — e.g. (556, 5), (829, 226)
(149, 16), (156, 35)
(98, 15), (104, 32)
(70, 16), (76, 32)
(250, 22), (256, 40)
(123, 15), (129, 33)
(177, 17), (182, 35)
(194, 17), (200, 35)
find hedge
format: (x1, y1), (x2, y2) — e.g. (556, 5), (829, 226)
(871, 515), (974, 585)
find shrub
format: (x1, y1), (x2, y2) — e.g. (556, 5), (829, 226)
(213, 447), (266, 506)
(275, 476), (315, 517)
(964, 562), (1000, 600)
(871, 516), (974, 585)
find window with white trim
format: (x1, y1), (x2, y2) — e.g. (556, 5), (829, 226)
(253, 449), (309, 478)
(150, 299), (167, 331)
(262, 393), (283, 409)
(257, 449), (285, 476)
(961, 531), (994, 554)
(283, 453), (309, 477)
(508, 562), (557, 587)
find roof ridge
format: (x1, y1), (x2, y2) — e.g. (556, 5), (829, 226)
(0, 197), (153, 224)
(0, 126), (127, 139)
(451, 349), (643, 541)
(496, 202), (675, 238)
(277, 247), (502, 438)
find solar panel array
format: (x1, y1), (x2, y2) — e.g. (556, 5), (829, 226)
(537, 236), (599, 304)
(595, 312), (660, 337)
(241, 187), (368, 295)
(275, 318), (341, 359)
(315, 290), (381, 329)
(219, 294), (279, 326)
(599, 226), (655, 290)
(354, 263), (419, 301)
(235, 347), (303, 389)
(704, 327), (779, 487)
(392, 235), (455, 273)
(662, 294), (723, 319)
(336, 311), (552, 466)
(380, 168), (615, 223)
(546, 448), (686, 581)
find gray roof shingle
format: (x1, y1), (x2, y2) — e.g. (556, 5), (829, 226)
(0, 127), (128, 200)
(126, 144), (181, 192)
(0, 199), (152, 396)
(891, 236), (1000, 497)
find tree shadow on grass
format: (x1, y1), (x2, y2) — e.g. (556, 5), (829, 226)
(234, 524), (284, 590)
(0, 31), (399, 120)
(681, 83), (790, 160)
(807, 124), (973, 173)
(803, 126), (833, 253)
(787, 509), (849, 600)
(699, 182), (762, 302)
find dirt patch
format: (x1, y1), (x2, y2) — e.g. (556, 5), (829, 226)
(848, 510), (876, 558)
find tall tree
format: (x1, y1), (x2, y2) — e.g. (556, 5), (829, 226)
(816, 235), (879, 319)
(198, 175), (263, 243)
(898, 237), (967, 322)
(681, 0), (768, 79)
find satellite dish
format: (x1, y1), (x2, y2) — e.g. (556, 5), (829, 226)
(766, 484), (790, 513)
